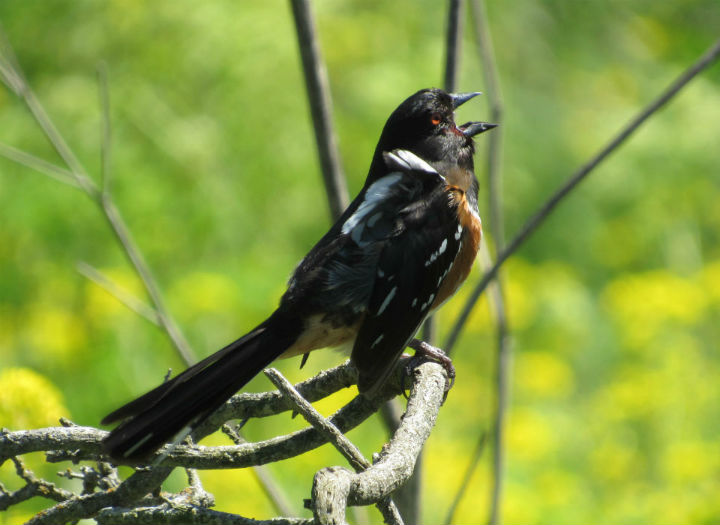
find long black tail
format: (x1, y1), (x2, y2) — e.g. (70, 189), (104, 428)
(102, 311), (303, 461)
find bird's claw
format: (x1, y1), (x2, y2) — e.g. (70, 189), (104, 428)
(400, 339), (456, 399)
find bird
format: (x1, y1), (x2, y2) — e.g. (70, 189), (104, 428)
(101, 88), (496, 461)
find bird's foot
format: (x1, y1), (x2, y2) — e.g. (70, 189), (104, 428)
(401, 339), (455, 398)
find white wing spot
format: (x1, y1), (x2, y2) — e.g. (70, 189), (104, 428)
(378, 268), (385, 278)
(411, 298), (418, 307)
(376, 286), (398, 316)
(425, 238), (451, 267)
(371, 334), (385, 348)
(438, 238), (448, 255)
(455, 224), (463, 240)
(342, 174), (402, 244)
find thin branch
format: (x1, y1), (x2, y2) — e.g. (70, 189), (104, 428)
(265, 368), (403, 525)
(0, 457), (73, 510)
(98, 197), (196, 365)
(0, 360), (413, 524)
(184, 466), (215, 508)
(0, 28), (197, 365)
(289, 0), (349, 221)
(443, 432), (487, 524)
(468, 2), (509, 523)
(76, 261), (162, 325)
(95, 505), (313, 525)
(0, 142), (80, 187)
(444, 37), (720, 354)
(0, 359), (408, 471)
(97, 62), (112, 194)
(444, 0), (465, 93)
(222, 423), (296, 518)
(311, 361), (447, 525)
(471, 0), (503, 245)
(0, 29), (97, 196)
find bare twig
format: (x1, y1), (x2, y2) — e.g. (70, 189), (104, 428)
(265, 368), (404, 525)
(0, 360), (394, 467)
(222, 423), (295, 517)
(0, 141), (79, 187)
(0, 30), (196, 365)
(26, 466), (175, 525)
(76, 261), (162, 325)
(310, 361), (447, 525)
(0, 457), (73, 510)
(97, 62), (112, 194)
(0, 359), (412, 523)
(184, 466), (215, 508)
(443, 432), (487, 524)
(289, 0), (349, 220)
(444, 37), (720, 354)
(95, 505), (313, 525)
(471, 0), (503, 244)
(444, 0), (465, 93)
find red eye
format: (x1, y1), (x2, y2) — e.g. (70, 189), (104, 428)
(431, 113), (442, 125)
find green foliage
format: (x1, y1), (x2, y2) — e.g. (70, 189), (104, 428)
(1, 1), (719, 523)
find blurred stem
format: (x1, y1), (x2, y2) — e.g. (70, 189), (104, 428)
(97, 62), (112, 195)
(0, 141), (79, 187)
(469, 2), (509, 523)
(222, 423), (295, 517)
(444, 0), (464, 93)
(444, 37), (720, 355)
(289, 0), (349, 221)
(76, 262), (161, 326)
(1, 29), (298, 516)
(444, 432), (487, 524)
(0, 33), (196, 366)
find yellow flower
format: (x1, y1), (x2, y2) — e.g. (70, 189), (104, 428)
(24, 305), (86, 362)
(602, 270), (707, 348)
(507, 407), (556, 462)
(515, 351), (574, 400)
(0, 368), (69, 429)
(662, 441), (718, 482)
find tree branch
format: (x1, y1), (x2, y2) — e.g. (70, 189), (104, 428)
(311, 361), (447, 525)
(265, 368), (403, 525)
(95, 505), (313, 525)
(289, 0), (349, 221)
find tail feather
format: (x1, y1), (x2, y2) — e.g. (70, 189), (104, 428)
(102, 313), (303, 460)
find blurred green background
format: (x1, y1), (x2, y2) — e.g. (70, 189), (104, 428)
(1, 1), (719, 523)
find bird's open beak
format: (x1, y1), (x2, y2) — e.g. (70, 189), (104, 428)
(459, 121), (498, 137)
(450, 91), (482, 109)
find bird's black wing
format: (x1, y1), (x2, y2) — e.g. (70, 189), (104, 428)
(345, 150), (464, 395)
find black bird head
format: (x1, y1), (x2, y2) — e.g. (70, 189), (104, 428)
(367, 88), (496, 184)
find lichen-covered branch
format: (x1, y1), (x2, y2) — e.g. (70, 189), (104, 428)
(95, 504), (314, 525)
(265, 368), (404, 525)
(311, 361), (447, 525)
(0, 355), (449, 524)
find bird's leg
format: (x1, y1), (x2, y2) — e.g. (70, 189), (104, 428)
(401, 338), (456, 397)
